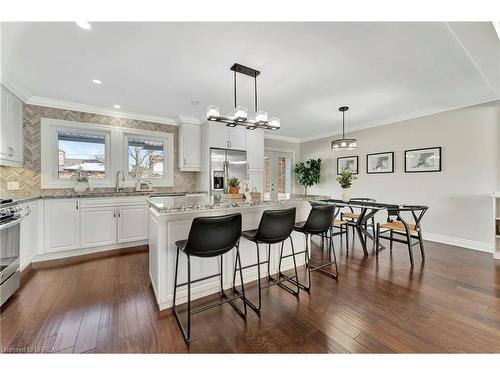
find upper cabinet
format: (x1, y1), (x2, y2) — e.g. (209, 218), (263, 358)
(0, 85), (23, 167)
(178, 120), (202, 172)
(205, 122), (246, 151)
(246, 128), (264, 172)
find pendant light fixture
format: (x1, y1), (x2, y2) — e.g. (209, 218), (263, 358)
(331, 106), (357, 150)
(206, 63), (280, 131)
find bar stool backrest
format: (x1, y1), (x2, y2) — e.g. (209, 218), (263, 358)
(303, 204), (335, 234)
(255, 207), (296, 244)
(185, 213), (242, 257)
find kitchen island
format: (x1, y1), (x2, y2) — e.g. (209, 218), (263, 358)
(147, 194), (325, 310)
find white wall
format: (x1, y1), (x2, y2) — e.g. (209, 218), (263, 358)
(300, 101), (500, 251)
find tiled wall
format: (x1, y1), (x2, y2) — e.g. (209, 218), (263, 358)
(0, 105), (198, 198)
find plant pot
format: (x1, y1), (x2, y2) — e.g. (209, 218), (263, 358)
(228, 186), (239, 194)
(341, 188), (350, 202)
(74, 181), (88, 194)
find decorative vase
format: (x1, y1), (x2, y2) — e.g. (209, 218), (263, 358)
(74, 181), (88, 194)
(342, 188), (350, 202)
(228, 186), (239, 194)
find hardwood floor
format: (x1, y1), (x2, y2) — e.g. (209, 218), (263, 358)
(1, 237), (499, 353)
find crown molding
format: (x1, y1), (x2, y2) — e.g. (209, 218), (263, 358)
(264, 133), (301, 144)
(176, 115), (202, 125)
(27, 96), (178, 126)
(0, 69), (32, 102)
(299, 97), (500, 143)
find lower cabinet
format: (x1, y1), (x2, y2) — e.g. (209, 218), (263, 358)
(117, 205), (148, 243)
(20, 200), (41, 270)
(43, 198), (148, 254)
(44, 199), (81, 253)
(81, 206), (117, 248)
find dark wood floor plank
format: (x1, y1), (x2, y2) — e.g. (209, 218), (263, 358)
(1, 240), (499, 353)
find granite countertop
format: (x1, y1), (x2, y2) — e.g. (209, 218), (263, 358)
(2, 191), (208, 204)
(147, 194), (329, 214)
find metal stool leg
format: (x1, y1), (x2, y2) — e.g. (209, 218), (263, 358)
(418, 230), (425, 260)
(389, 230), (394, 251)
(273, 236), (301, 295)
(406, 232), (414, 266)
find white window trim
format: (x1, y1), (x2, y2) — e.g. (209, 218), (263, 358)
(41, 118), (175, 189)
(121, 129), (174, 188)
(41, 118), (114, 189)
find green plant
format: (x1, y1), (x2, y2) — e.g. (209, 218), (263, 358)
(336, 169), (357, 189)
(72, 167), (89, 183)
(228, 177), (240, 187)
(294, 158), (321, 195)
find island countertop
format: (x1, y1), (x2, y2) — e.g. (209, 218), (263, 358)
(147, 193), (329, 214)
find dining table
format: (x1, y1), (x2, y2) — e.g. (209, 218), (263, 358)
(310, 198), (400, 255)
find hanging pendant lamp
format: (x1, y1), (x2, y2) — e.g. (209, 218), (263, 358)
(331, 106), (357, 150)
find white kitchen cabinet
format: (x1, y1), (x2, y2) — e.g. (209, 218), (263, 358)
(0, 85), (23, 167)
(44, 199), (80, 253)
(227, 127), (246, 150)
(247, 172), (264, 194)
(80, 206), (117, 248)
(246, 128), (264, 172)
(206, 122), (246, 151)
(117, 205), (149, 243)
(20, 200), (41, 270)
(178, 122), (202, 171)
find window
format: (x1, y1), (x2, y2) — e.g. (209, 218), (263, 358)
(41, 119), (174, 189)
(123, 131), (174, 187)
(127, 137), (164, 179)
(57, 132), (106, 179)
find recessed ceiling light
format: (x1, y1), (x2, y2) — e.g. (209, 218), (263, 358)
(92, 79), (102, 84)
(76, 21), (91, 30)
(191, 100), (200, 105)
(113, 104), (121, 109)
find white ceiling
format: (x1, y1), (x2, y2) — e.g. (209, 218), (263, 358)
(1, 22), (499, 141)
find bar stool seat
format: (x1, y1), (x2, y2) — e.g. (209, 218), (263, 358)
(379, 220), (418, 234)
(241, 229), (258, 240)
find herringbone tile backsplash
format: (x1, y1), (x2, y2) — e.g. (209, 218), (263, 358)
(0, 105), (198, 198)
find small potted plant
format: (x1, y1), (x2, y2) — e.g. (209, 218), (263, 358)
(294, 158), (321, 196)
(336, 169), (357, 202)
(228, 177), (240, 194)
(72, 167), (89, 194)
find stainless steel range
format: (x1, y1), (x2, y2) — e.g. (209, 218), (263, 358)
(0, 199), (29, 307)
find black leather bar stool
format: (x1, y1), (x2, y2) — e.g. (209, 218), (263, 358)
(293, 204), (338, 290)
(235, 207), (297, 314)
(172, 213), (247, 343)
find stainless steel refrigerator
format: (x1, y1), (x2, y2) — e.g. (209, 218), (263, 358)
(210, 148), (247, 196)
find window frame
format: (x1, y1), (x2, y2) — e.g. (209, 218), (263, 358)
(41, 119), (114, 189)
(121, 129), (174, 187)
(41, 118), (175, 189)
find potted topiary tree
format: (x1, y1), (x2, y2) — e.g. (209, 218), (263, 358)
(294, 158), (321, 196)
(228, 177), (240, 194)
(336, 169), (357, 202)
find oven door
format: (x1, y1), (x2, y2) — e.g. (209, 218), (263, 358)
(0, 215), (22, 285)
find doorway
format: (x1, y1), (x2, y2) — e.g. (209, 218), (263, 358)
(264, 150), (294, 200)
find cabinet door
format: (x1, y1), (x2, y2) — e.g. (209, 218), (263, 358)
(0, 86), (23, 167)
(44, 199), (80, 253)
(228, 127), (246, 151)
(0, 86), (12, 160)
(117, 205), (148, 243)
(247, 172), (264, 194)
(19, 201), (41, 270)
(209, 123), (228, 149)
(81, 207), (117, 248)
(246, 128), (264, 172)
(179, 123), (201, 171)
(9, 94), (23, 164)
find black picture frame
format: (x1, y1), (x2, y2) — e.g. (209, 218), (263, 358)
(404, 146), (442, 173)
(337, 156), (359, 175)
(366, 152), (394, 174)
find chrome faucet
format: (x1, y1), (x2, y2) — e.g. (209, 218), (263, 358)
(116, 170), (125, 192)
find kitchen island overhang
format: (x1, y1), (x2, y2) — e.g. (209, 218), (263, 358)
(147, 195), (323, 311)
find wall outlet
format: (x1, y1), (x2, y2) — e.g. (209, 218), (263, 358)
(7, 181), (20, 191)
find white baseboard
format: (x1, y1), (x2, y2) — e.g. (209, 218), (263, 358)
(33, 240), (148, 263)
(424, 232), (492, 253)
